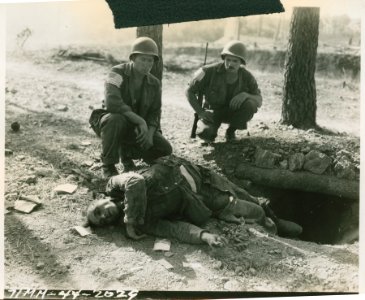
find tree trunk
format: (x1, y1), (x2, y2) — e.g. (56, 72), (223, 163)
(136, 25), (163, 81)
(281, 7), (320, 129)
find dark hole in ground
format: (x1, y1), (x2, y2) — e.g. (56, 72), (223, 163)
(252, 186), (359, 245)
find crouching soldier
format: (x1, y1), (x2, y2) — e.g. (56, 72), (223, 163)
(186, 40), (262, 142)
(89, 37), (172, 178)
(85, 155), (302, 245)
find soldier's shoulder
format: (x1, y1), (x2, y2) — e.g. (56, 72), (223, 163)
(146, 73), (161, 86)
(203, 62), (222, 71)
(110, 63), (129, 74)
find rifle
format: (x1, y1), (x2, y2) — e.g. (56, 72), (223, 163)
(190, 42), (209, 138)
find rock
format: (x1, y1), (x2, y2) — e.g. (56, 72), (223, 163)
(303, 150), (332, 174)
(334, 156), (356, 180)
(234, 266), (243, 274)
(81, 160), (94, 167)
(288, 153), (305, 171)
(10, 88), (18, 94)
(302, 146), (311, 153)
(81, 141), (92, 146)
(23, 175), (37, 184)
(254, 147), (281, 169)
(224, 280), (241, 291)
(288, 125), (294, 130)
(249, 267), (257, 275)
(56, 105), (68, 112)
(336, 149), (352, 158)
(164, 252), (174, 258)
(36, 262), (45, 270)
(5, 149), (13, 156)
(11, 121), (20, 132)
(213, 261), (223, 270)
(306, 129), (315, 134)
(34, 168), (53, 177)
(279, 160), (288, 169)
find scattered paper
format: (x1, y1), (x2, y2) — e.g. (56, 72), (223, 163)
(157, 259), (174, 270)
(183, 262), (202, 269)
(153, 238), (171, 252)
(73, 226), (92, 237)
(81, 141), (92, 146)
(19, 194), (42, 204)
(54, 183), (78, 194)
(14, 200), (38, 213)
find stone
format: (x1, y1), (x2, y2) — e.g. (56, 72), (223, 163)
(224, 280), (241, 291)
(254, 147), (281, 169)
(11, 121), (20, 132)
(34, 168), (53, 177)
(249, 267), (257, 275)
(56, 105), (68, 112)
(23, 175), (37, 184)
(288, 153), (305, 171)
(303, 150), (332, 174)
(213, 261), (223, 270)
(279, 160), (288, 169)
(36, 262), (45, 270)
(5, 149), (13, 156)
(334, 156), (356, 180)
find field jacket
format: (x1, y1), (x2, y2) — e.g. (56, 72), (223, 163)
(103, 62), (162, 129)
(188, 62), (262, 110)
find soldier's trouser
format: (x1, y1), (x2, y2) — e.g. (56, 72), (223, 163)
(100, 113), (172, 165)
(213, 98), (258, 130)
(197, 99), (257, 140)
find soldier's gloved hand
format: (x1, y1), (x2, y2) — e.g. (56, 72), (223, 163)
(201, 232), (227, 248)
(198, 110), (214, 124)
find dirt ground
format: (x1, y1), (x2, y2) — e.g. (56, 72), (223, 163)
(3, 50), (360, 293)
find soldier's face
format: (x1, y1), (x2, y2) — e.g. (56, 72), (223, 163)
(132, 54), (155, 75)
(87, 198), (120, 226)
(224, 55), (241, 73)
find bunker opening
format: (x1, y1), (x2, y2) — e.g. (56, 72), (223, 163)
(254, 187), (359, 245)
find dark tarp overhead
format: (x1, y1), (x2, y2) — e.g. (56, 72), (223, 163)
(105, 0), (284, 28)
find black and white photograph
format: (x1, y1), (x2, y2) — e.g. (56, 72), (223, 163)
(1, 0), (363, 296)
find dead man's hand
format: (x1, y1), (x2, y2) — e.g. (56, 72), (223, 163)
(201, 232), (227, 248)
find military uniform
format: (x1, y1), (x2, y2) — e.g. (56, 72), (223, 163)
(92, 62), (172, 168)
(188, 62), (261, 135)
(104, 155), (270, 244)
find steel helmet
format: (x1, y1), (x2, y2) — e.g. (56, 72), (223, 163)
(221, 40), (247, 65)
(129, 37), (159, 62)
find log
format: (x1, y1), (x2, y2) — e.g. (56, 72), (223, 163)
(235, 162), (359, 200)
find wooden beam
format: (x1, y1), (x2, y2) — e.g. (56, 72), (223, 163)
(235, 162), (359, 200)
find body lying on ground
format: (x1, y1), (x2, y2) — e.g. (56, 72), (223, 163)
(86, 155), (302, 247)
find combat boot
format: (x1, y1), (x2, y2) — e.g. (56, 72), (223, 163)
(225, 127), (237, 142)
(262, 202), (303, 238)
